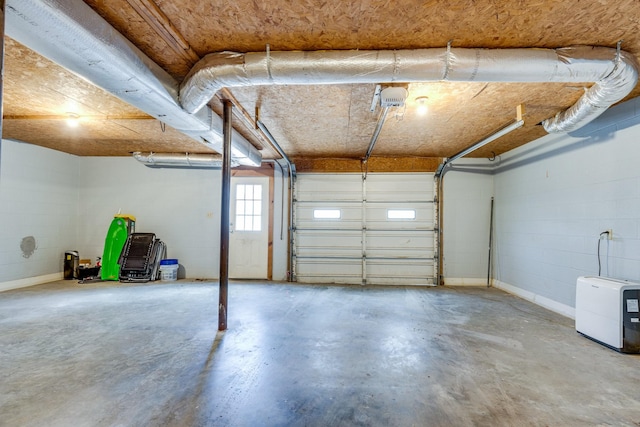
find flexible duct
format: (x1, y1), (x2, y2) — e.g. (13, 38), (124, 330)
(132, 152), (229, 168)
(5, 0), (262, 166)
(181, 46), (639, 133)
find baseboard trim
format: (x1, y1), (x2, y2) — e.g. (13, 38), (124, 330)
(444, 277), (489, 287)
(493, 280), (575, 319)
(0, 272), (63, 292)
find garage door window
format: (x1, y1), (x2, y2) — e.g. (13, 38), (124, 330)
(235, 184), (262, 231)
(387, 209), (416, 220)
(313, 209), (341, 219)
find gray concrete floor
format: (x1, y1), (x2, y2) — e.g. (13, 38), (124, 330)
(0, 280), (639, 427)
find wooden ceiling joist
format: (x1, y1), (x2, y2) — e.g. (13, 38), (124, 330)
(125, 0), (200, 65)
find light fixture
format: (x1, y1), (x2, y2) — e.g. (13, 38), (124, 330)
(379, 86), (408, 108)
(415, 96), (429, 116)
(66, 112), (80, 127)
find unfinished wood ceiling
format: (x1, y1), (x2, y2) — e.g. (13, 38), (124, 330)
(4, 0), (640, 171)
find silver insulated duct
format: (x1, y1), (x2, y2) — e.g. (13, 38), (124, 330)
(5, 0), (262, 166)
(132, 152), (226, 168)
(180, 46), (639, 133)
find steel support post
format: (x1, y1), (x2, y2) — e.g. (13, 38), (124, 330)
(219, 100), (233, 331)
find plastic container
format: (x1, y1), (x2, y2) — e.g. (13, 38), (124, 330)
(64, 250), (79, 280)
(101, 215), (135, 281)
(159, 259), (179, 281)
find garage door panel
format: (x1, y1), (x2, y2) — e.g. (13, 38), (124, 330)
(296, 175), (362, 201)
(366, 232), (434, 258)
(296, 203), (362, 229)
(295, 259), (362, 284)
(367, 260), (435, 285)
(366, 174), (434, 202)
(365, 205), (434, 229)
(296, 230), (361, 257)
(294, 173), (436, 286)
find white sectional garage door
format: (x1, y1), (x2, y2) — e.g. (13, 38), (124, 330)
(293, 173), (436, 285)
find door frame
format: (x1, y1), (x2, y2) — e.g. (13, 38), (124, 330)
(232, 164), (275, 280)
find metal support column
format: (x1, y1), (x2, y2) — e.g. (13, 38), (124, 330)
(219, 100), (233, 331)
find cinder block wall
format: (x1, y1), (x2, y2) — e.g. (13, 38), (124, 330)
(442, 159), (495, 286)
(3, 98), (639, 299)
(493, 98), (640, 316)
(77, 157), (290, 280)
(0, 143), (290, 288)
(0, 140), (79, 286)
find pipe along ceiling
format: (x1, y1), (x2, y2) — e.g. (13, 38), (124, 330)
(6, 0), (640, 169)
(5, 0), (261, 166)
(181, 46), (638, 134)
(132, 152), (226, 169)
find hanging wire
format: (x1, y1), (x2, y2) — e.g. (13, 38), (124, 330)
(597, 231), (610, 276)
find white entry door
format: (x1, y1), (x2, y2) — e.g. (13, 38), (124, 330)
(229, 176), (269, 279)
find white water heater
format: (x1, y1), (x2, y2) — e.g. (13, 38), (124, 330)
(575, 276), (640, 353)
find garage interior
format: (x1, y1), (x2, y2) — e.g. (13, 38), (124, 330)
(1, 0), (640, 425)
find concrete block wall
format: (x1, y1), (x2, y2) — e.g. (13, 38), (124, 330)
(0, 140), (79, 289)
(0, 143), (290, 290)
(77, 157), (223, 279)
(78, 157), (290, 280)
(492, 98), (640, 317)
(442, 159), (495, 285)
(3, 96), (639, 305)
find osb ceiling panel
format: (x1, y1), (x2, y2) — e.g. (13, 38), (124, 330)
(230, 81), (587, 159)
(2, 38), (144, 118)
(87, 0), (640, 66)
(2, 38), (215, 156)
(4, 1), (640, 168)
(2, 118), (216, 157)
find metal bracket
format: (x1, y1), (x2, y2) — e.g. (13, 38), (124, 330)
(369, 84), (382, 112)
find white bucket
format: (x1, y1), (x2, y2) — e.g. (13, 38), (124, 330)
(159, 264), (178, 281)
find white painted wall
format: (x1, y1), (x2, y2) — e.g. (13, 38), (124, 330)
(0, 143), (290, 289)
(77, 157), (290, 280)
(272, 163), (291, 280)
(442, 159), (495, 286)
(0, 140), (79, 287)
(493, 98), (640, 316)
(5, 94), (638, 302)
(77, 157), (223, 279)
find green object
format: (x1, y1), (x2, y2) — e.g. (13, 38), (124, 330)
(101, 215), (135, 281)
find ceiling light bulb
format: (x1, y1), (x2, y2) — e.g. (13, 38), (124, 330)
(415, 96), (428, 116)
(66, 113), (80, 127)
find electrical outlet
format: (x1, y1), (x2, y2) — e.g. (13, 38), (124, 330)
(607, 229), (613, 240)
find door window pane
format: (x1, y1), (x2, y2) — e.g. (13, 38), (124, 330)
(235, 184), (262, 231)
(236, 200), (245, 215)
